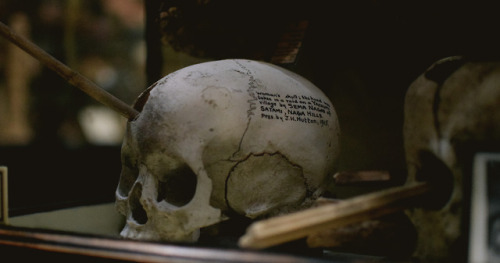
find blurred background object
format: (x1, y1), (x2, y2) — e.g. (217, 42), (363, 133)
(0, 0), (146, 147)
(0, 0), (152, 215)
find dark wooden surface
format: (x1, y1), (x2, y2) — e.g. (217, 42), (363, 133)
(0, 225), (392, 262)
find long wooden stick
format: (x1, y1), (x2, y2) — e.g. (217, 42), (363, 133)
(239, 182), (430, 249)
(0, 21), (139, 120)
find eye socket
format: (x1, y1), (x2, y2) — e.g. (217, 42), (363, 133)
(415, 150), (454, 210)
(117, 155), (139, 197)
(157, 165), (197, 207)
(118, 166), (139, 197)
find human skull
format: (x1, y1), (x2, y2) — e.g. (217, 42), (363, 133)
(115, 59), (340, 242)
(404, 56), (500, 261)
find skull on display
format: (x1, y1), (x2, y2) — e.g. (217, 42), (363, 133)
(404, 56), (500, 260)
(115, 59), (340, 242)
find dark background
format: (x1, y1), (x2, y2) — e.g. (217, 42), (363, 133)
(1, 0), (499, 214)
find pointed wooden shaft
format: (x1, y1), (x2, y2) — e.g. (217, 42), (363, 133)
(239, 182), (430, 249)
(0, 21), (139, 120)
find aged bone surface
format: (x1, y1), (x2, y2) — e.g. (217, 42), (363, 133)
(404, 56), (500, 260)
(115, 59), (340, 242)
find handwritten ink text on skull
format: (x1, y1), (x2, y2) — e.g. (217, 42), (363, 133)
(256, 92), (331, 127)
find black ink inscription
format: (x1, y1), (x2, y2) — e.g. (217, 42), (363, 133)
(256, 92), (331, 127)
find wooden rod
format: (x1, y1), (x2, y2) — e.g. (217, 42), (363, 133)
(0, 21), (140, 120)
(239, 182), (430, 249)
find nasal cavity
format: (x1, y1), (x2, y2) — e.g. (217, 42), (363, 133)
(129, 183), (148, 225)
(157, 165), (197, 207)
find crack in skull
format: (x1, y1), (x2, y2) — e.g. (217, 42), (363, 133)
(224, 152), (309, 219)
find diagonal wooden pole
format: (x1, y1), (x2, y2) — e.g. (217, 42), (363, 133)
(0, 21), (140, 121)
(239, 182), (430, 249)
